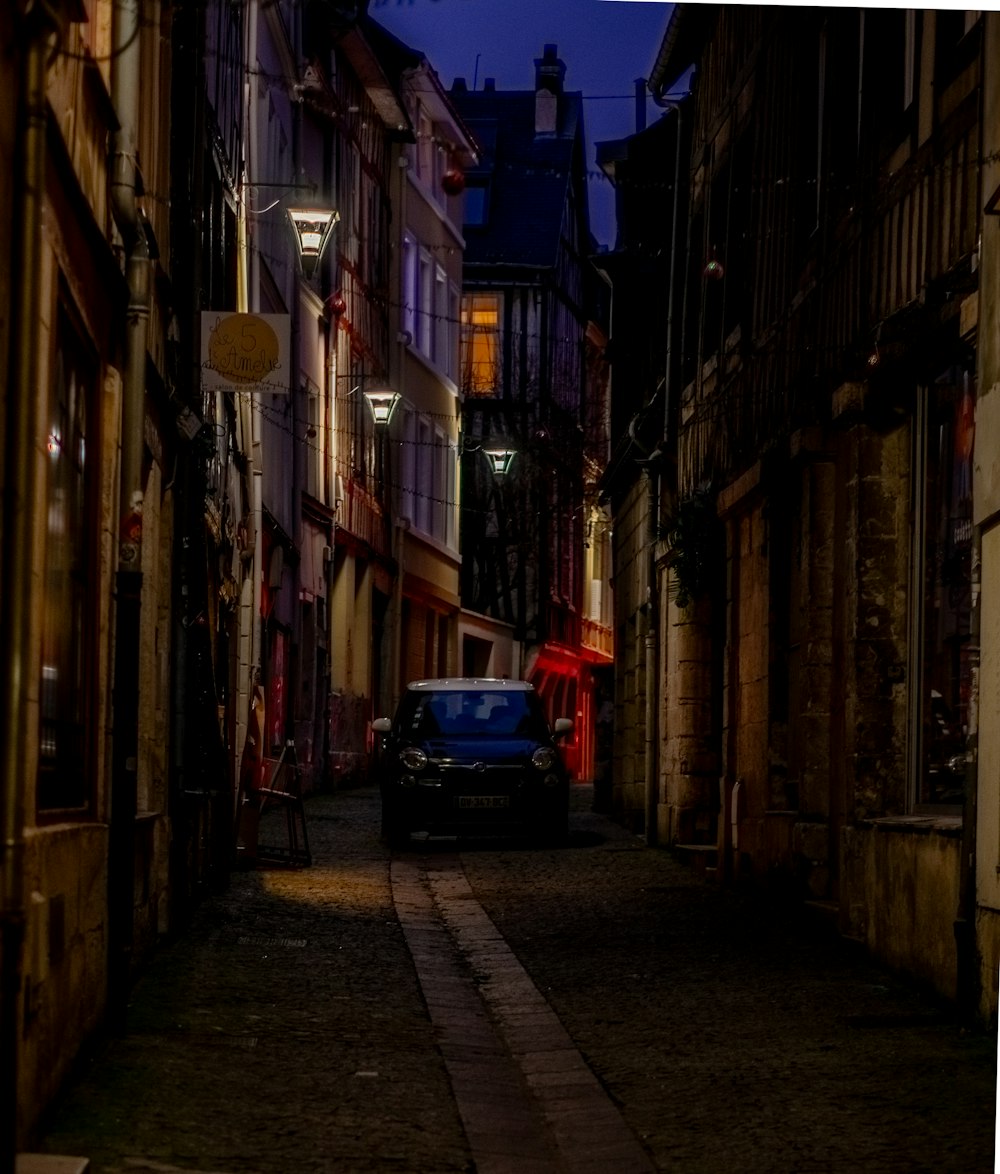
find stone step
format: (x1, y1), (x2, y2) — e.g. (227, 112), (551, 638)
(672, 842), (719, 878)
(17, 1157), (89, 1174)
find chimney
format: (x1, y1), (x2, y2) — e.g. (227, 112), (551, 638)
(484, 77), (496, 92)
(634, 78), (647, 133)
(452, 77), (468, 94)
(534, 44), (565, 136)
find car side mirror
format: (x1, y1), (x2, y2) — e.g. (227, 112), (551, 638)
(553, 717), (573, 737)
(372, 717), (392, 734)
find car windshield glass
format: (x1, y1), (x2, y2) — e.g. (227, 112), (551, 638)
(400, 690), (548, 737)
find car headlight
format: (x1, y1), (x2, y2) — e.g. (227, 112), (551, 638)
(531, 746), (556, 771)
(400, 746), (428, 771)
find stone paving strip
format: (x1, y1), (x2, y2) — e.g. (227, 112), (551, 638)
(391, 852), (655, 1174)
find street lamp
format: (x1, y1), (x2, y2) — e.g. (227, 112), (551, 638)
(363, 388), (401, 427)
(483, 447), (516, 476)
(287, 206), (339, 277)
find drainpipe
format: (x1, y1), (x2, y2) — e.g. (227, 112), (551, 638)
(390, 151), (409, 712)
(629, 410), (661, 845)
(651, 93), (686, 449)
(1, 5), (59, 1162)
(247, 0), (263, 686)
(639, 87), (688, 849)
(107, 0), (152, 1025)
(642, 455), (660, 845)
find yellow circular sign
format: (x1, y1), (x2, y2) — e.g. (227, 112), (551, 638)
(208, 314), (281, 386)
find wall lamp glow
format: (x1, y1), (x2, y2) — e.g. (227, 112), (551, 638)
(484, 448), (516, 475)
(363, 389), (401, 426)
(287, 206), (340, 276)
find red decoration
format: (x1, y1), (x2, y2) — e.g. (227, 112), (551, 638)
(327, 292), (347, 317)
(442, 167), (466, 196)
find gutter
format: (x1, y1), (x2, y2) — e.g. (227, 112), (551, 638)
(107, 0), (152, 1025)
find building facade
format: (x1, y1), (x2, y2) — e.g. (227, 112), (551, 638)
(974, 9), (1000, 1020)
(605, 5), (988, 1009)
(1, 0), (229, 1148)
(2, 0), (469, 1147)
(450, 47), (613, 776)
(384, 45), (475, 704)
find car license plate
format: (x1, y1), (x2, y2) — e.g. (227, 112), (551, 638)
(457, 795), (509, 809)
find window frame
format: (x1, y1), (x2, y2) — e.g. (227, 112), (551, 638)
(37, 304), (100, 817)
(460, 292), (503, 397)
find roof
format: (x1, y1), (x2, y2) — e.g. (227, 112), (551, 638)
(648, 4), (715, 98)
(363, 16), (478, 163)
(450, 87), (587, 270)
(405, 678), (534, 692)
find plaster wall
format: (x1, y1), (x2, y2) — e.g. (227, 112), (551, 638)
(976, 906), (1000, 1024)
(19, 824), (109, 1140)
(843, 822), (962, 1001)
(727, 502), (771, 876)
(661, 594), (717, 845)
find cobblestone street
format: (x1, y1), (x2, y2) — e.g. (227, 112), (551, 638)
(32, 784), (997, 1173)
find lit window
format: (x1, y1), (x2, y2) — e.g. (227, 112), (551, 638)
(460, 294), (502, 396)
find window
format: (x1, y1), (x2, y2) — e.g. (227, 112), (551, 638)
(415, 107), (442, 194)
(418, 250), (433, 356)
(909, 368), (976, 808)
(417, 109), (433, 183)
(445, 437), (458, 549)
(823, 12), (861, 219)
(863, 8), (912, 147)
(417, 416), (432, 534)
(433, 265), (448, 369)
(348, 352), (373, 487)
(39, 310), (95, 812)
(461, 294), (502, 396)
(401, 410), (457, 548)
(448, 285), (460, 383)
(463, 182), (490, 226)
(401, 233), (417, 340)
(400, 407), (416, 525)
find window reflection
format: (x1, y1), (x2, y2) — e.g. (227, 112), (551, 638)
(38, 310), (92, 812)
(917, 367), (974, 807)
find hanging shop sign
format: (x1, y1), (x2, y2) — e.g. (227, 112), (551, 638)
(200, 312), (291, 395)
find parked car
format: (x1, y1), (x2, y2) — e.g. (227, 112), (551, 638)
(371, 678), (573, 847)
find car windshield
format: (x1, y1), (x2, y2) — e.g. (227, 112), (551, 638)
(398, 689), (549, 738)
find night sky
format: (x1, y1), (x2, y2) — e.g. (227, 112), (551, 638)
(369, 0), (673, 247)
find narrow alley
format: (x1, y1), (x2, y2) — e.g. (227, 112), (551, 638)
(31, 785), (996, 1174)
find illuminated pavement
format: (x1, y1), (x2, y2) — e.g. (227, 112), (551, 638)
(33, 785), (997, 1173)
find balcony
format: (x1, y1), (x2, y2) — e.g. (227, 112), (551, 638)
(581, 617), (614, 662)
(339, 478), (390, 560)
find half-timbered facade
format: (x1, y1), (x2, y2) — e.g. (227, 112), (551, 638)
(450, 48), (613, 778)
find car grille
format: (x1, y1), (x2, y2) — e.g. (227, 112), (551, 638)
(434, 762), (525, 788)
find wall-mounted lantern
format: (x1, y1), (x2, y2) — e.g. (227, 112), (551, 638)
(363, 388), (401, 427)
(287, 207), (340, 276)
(483, 447), (516, 476)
